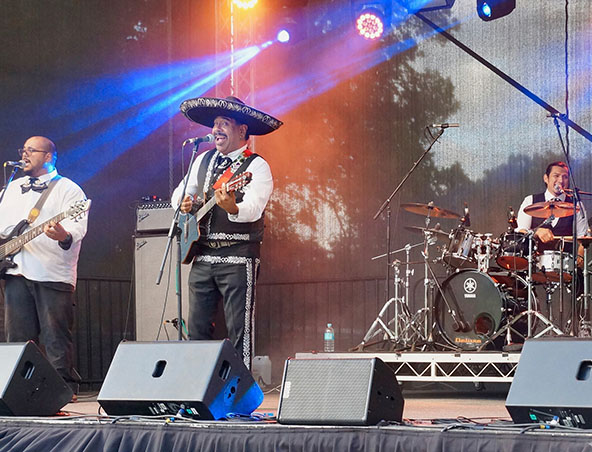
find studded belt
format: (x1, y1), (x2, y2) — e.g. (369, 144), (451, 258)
(204, 240), (242, 249)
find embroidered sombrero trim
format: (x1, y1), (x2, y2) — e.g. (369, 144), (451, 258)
(180, 97), (283, 131)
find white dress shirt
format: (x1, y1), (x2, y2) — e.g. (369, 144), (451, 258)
(516, 189), (588, 236)
(0, 170), (88, 287)
(171, 144), (273, 223)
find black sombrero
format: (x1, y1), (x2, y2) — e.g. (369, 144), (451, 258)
(179, 96), (283, 136)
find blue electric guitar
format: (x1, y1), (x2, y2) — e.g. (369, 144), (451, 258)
(179, 172), (252, 264)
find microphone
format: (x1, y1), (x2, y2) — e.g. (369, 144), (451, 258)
(554, 183), (565, 195)
(507, 206), (517, 229)
(4, 160), (25, 169)
(461, 202), (471, 227)
(430, 123), (460, 128)
(183, 134), (215, 146)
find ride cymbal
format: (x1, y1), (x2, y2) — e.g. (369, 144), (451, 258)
(524, 201), (578, 218)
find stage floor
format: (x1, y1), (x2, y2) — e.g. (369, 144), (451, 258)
(67, 388), (512, 424)
(2, 388), (592, 452)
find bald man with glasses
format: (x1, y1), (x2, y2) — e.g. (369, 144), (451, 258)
(0, 136), (88, 396)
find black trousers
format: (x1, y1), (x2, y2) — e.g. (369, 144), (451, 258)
(188, 254), (259, 370)
(4, 275), (79, 384)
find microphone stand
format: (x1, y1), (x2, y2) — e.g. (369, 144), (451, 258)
(0, 166), (21, 207)
(372, 126), (446, 347)
(550, 115), (584, 335)
(156, 141), (204, 341)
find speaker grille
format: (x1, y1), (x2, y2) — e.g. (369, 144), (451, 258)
(280, 359), (373, 423)
(278, 358), (403, 425)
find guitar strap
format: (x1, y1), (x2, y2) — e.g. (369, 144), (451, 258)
(27, 176), (61, 224)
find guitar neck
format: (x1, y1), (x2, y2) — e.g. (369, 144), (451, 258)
(195, 197), (218, 223)
(0, 211), (68, 259)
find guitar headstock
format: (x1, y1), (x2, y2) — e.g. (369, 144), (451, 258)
(227, 172), (253, 192)
(67, 199), (92, 221)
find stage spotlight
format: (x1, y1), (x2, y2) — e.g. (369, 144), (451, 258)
(275, 15), (306, 45)
(477, 0), (515, 21)
(356, 8), (385, 40)
(233, 0), (258, 9)
(275, 17), (298, 44)
(353, 2), (391, 40)
(277, 29), (291, 43)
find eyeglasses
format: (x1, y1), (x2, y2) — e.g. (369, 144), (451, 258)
(18, 147), (51, 157)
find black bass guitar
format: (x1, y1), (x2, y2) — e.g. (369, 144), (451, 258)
(0, 199), (91, 276)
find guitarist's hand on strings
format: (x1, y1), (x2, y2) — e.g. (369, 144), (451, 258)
(44, 221), (69, 242)
(215, 183), (239, 215)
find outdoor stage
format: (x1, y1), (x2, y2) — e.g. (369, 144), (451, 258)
(1, 366), (592, 451)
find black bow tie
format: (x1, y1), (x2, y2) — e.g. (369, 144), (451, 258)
(21, 177), (48, 193)
(216, 155), (233, 170)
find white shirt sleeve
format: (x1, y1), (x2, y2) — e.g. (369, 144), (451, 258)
(228, 156), (273, 223)
(171, 152), (208, 209)
(516, 195), (533, 231)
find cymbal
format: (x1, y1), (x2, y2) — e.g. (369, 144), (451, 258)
(401, 203), (460, 219)
(524, 201), (579, 218)
(405, 225), (449, 239)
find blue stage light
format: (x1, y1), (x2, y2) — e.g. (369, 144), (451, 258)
(481, 3), (492, 17)
(274, 16), (304, 45)
(277, 29), (291, 43)
(476, 0), (515, 21)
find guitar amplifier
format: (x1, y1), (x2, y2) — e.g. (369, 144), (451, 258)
(136, 202), (175, 233)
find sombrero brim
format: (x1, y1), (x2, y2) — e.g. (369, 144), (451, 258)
(180, 97), (283, 136)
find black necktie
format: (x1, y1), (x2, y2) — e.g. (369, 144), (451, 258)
(21, 177), (48, 193)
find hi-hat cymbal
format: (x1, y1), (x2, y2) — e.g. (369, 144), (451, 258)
(401, 203), (460, 219)
(405, 225), (450, 239)
(524, 201), (579, 218)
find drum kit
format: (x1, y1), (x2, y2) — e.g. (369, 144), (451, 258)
(358, 199), (591, 353)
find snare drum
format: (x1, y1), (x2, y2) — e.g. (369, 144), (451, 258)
(533, 250), (573, 283)
(496, 232), (529, 271)
(442, 228), (476, 269)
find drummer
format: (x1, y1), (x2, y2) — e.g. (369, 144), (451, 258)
(516, 161), (588, 265)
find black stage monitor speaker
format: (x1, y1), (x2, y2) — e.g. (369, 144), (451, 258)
(98, 339), (263, 420)
(0, 342), (73, 416)
(277, 357), (404, 425)
(506, 337), (592, 428)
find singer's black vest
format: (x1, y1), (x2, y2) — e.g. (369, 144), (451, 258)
(530, 192), (574, 253)
(195, 149), (265, 245)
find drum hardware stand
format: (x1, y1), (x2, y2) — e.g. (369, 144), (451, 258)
(478, 231), (564, 351)
(355, 243), (424, 351)
(403, 224), (465, 352)
(581, 240), (592, 335)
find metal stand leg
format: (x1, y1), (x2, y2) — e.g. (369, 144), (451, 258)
(478, 232), (564, 351)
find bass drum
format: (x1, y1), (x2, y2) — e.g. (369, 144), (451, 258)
(435, 270), (531, 350)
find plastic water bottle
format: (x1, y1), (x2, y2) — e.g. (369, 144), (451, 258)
(324, 323), (335, 352)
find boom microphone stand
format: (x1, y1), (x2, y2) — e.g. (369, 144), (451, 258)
(156, 139), (207, 340)
(363, 125), (452, 349)
(549, 114), (592, 335)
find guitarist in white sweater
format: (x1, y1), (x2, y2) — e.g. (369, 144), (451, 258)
(172, 97), (282, 370)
